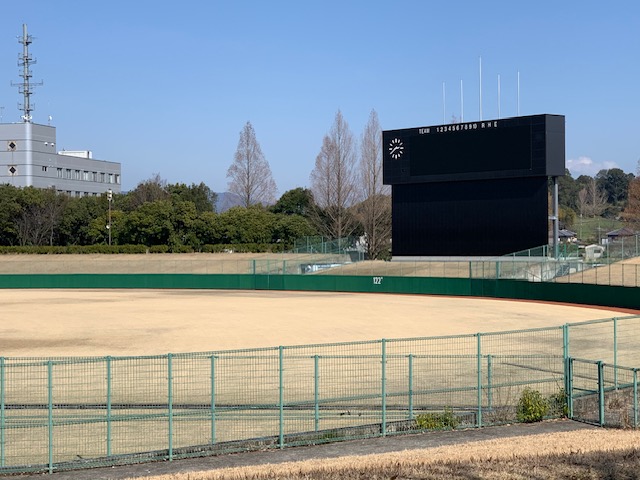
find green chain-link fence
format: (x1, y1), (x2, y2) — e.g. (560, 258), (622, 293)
(1, 315), (638, 474)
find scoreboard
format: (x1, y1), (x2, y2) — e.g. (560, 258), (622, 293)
(383, 114), (565, 257)
(383, 114), (564, 184)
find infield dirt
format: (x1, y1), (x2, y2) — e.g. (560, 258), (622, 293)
(0, 289), (634, 357)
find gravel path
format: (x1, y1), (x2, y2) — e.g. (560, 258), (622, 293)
(13, 420), (598, 480)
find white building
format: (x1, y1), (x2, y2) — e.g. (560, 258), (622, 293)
(0, 24), (121, 197)
(0, 122), (121, 196)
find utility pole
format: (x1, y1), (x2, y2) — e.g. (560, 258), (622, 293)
(107, 189), (113, 245)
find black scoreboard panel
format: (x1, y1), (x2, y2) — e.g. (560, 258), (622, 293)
(383, 114), (564, 184)
(391, 177), (549, 256)
(383, 114), (565, 257)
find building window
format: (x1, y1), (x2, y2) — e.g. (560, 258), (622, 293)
(92, 171), (97, 182)
(41, 166), (48, 172)
(75, 191), (81, 197)
(83, 171), (89, 181)
(65, 169), (72, 179)
(57, 168), (63, 178)
(74, 170), (80, 180)
(108, 173), (114, 184)
(115, 174), (120, 184)
(100, 172), (105, 183)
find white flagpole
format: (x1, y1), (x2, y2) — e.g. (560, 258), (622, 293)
(479, 57), (483, 121)
(517, 70), (521, 116)
(460, 79), (464, 123)
(442, 82), (446, 124)
(498, 74), (501, 119)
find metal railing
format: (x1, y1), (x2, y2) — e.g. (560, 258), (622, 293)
(0, 315), (638, 474)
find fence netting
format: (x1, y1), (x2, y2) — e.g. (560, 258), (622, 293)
(0, 315), (638, 474)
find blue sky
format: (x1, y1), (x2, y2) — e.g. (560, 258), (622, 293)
(2, 1), (639, 194)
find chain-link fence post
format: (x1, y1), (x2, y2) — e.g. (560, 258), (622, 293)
(613, 318), (618, 388)
(278, 346), (284, 449)
(477, 333), (483, 427)
(314, 355), (319, 432)
(381, 339), (387, 436)
(598, 360), (605, 426)
(210, 355), (216, 444)
(565, 357), (574, 419)
(408, 354), (414, 420)
(487, 355), (493, 411)
(168, 353), (173, 461)
(47, 360), (53, 474)
(0, 357), (4, 467)
(634, 368), (638, 428)
(106, 356), (112, 457)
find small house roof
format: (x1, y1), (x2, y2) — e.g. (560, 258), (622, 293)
(558, 229), (577, 238)
(606, 227), (636, 237)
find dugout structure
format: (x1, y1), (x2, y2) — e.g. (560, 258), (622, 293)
(383, 114), (565, 257)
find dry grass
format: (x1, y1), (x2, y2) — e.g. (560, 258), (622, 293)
(127, 429), (640, 480)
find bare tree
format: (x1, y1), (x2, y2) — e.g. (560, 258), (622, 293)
(310, 110), (358, 239)
(16, 188), (67, 246)
(355, 110), (391, 259)
(577, 188), (589, 218)
(622, 177), (640, 229)
(586, 177), (608, 217)
(227, 121), (277, 207)
(130, 173), (169, 208)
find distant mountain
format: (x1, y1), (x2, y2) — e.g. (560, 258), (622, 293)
(215, 192), (243, 212)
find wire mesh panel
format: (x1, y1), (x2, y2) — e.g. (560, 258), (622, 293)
(0, 316), (639, 473)
(615, 317), (640, 367)
(3, 360), (49, 468)
(568, 319), (616, 364)
(570, 359), (600, 425)
(309, 341), (384, 437)
(213, 349), (280, 443)
(601, 364), (637, 428)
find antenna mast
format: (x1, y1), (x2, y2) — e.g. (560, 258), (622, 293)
(12, 24), (43, 123)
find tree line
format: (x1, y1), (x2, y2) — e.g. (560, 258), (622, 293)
(0, 110), (392, 258)
(555, 165), (639, 230)
(3, 108), (638, 256)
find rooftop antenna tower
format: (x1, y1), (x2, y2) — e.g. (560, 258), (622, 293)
(12, 24), (43, 123)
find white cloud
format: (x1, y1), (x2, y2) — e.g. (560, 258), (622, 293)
(566, 156), (619, 177)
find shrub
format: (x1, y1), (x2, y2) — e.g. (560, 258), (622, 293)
(548, 389), (568, 417)
(517, 387), (549, 423)
(415, 407), (459, 430)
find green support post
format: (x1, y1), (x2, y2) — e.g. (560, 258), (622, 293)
(633, 369), (638, 428)
(106, 356), (112, 457)
(314, 355), (319, 432)
(477, 334), (482, 427)
(408, 354), (414, 420)
(48, 360), (53, 474)
(566, 357), (574, 419)
(613, 318), (618, 389)
(0, 357), (5, 467)
(168, 354), (173, 461)
(598, 361), (605, 427)
(278, 346), (284, 449)
(487, 355), (493, 412)
(381, 339), (387, 436)
(563, 324), (570, 408)
(211, 355), (216, 444)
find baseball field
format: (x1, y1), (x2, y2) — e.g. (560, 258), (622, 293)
(2, 254), (639, 479)
(0, 288), (633, 357)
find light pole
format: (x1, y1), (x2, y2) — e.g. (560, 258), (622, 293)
(107, 189), (113, 246)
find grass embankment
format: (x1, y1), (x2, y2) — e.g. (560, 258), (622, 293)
(129, 429), (640, 480)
